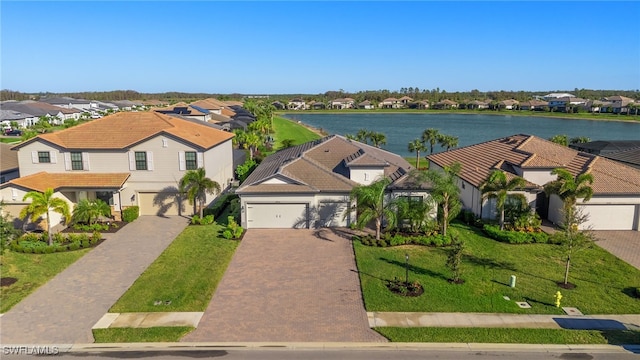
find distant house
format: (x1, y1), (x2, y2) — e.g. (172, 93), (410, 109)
(432, 99), (458, 109)
(0, 109), (38, 128)
(358, 100), (374, 109)
(154, 102), (212, 122)
(604, 96), (636, 114)
(309, 101), (326, 110)
(543, 93), (575, 100)
(330, 98), (355, 109)
(1, 101), (82, 124)
(0, 143), (19, 184)
(288, 98), (306, 110)
(399, 96), (413, 106)
(467, 100), (489, 110)
(499, 99), (520, 110)
(379, 98), (401, 109)
(271, 101), (286, 110)
(519, 100), (548, 111)
(40, 97), (96, 112)
(416, 100), (430, 110)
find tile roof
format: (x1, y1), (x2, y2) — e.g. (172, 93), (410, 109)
(1, 143), (19, 173)
(12, 111), (234, 151)
(427, 134), (640, 195)
(237, 135), (413, 194)
(603, 147), (640, 168)
(4, 172), (130, 192)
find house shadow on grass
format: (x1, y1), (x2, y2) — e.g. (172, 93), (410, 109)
(464, 254), (517, 271)
(380, 257), (449, 282)
(622, 287), (640, 300)
(523, 296), (555, 307)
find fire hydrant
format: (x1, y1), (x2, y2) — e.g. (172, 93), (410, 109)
(554, 291), (563, 308)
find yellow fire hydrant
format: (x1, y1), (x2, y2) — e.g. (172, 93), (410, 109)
(554, 291), (563, 308)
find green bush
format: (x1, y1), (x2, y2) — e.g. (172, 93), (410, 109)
(191, 215), (215, 225)
(483, 224), (549, 244)
(91, 231), (102, 244)
(222, 216), (244, 240)
(68, 242), (81, 251)
(204, 194), (239, 219)
(122, 206), (140, 223)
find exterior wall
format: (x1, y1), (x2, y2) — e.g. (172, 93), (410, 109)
(521, 169), (556, 186)
(0, 185), (73, 232)
(202, 139), (234, 205)
(349, 167), (385, 185)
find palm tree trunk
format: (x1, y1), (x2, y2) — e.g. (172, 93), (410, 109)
(416, 151), (420, 169)
(442, 204), (449, 238)
(375, 218), (381, 240)
(46, 211), (52, 246)
(199, 199), (204, 219)
(564, 255), (571, 285)
(500, 209), (505, 231)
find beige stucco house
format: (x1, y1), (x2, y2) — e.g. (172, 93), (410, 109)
(0, 111), (235, 230)
(236, 135), (430, 229)
(427, 134), (640, 231)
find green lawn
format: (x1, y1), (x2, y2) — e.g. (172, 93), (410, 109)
(93, 327), (194, 343)
(272, 116), (322, 149)
(354, 223), (640, 314)
(0, 138), (21, 144)
(109, 223), (238, 313)
(375, 328), (640, 344)
(1, 249), (91, 313)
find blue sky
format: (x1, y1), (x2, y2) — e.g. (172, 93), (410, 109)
(2, 1), (639, 94)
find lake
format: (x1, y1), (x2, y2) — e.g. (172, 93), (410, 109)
(282, 113), (640, 157)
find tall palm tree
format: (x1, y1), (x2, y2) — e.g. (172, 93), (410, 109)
(369, 132), (387, 148)
(439, 134), (459, 151)
(20, 188), (71, 245)
(411, 163), (462, 237)
(349, 177), (397, 240)
(72, 199), (111, 225)
(544, 168), (594, 209)
(480, 170), (527, 230)
(422, 128), (441, 154)
(179, 168), (221, 218)
(407, 138), (426, 169)
(548, 134), (569, 146)
(356, 129), (370, 144)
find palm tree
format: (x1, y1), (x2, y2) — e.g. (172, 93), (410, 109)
(439, 134), (459, 151)
(356, 129), (370, 144)
(179, 168), (221, 218)
(480, 170), (527, 230)
(422, 128), (441, 154)
(548, 134), (569, 146)
(72, 199), (111, 225)
(369, 132), (387, 148)
(349, 177), (397, 240)
(569, 136), (590, 145)
(20, 188), (71, 245)
(407, 138), (426, 169)
(411, 163), (462, 237)
(244, 132), (263, 160)
(543, 168), (594, 209)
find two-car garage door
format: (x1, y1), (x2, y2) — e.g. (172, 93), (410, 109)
(579, 204), (639, 231)
(246, 203), (309, 228)
(139, 192), (188, 216)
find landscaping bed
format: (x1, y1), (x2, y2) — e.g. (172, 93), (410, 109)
(62, 221), (128, 234)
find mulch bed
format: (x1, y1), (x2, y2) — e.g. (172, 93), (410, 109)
(61, 221), (128, 234)
(1, 277), (18, 287)
(386, 280), (424, 297)
(557, 282), (577, 290)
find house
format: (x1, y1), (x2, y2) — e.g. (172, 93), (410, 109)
(1, 101), (82, 124)
(0, 109), (38, 128)
(519, 100), (548, 111)
(236, 135), (429, 229)
(603, 96), (636, 114)
(1, 143), (19, 184)
(602, 148), (640, 170)
(569, 140), (640, 155)
(288, 98), (306, 110)
(0, 111), (235, 230)
(427, 134), (640, 231)
(155, 102), (211, 122)
(358, 100), (374, 109)
(330, 98), (355, 109)
(309, 101), (326, 110)
(271, 101), (286, 110)
(399, 96), (413, 106)
(40, 97), (96, 112)
(467, 100), (489, 110)
(499, 99), (519, 110)
(416, 100), (430, 110)
(432, 99), (458, 109)
(543, 93), (575, 100)
(379, 98), (401, 109)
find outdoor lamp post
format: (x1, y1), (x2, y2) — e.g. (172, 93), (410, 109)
(405, 253), (409, 285)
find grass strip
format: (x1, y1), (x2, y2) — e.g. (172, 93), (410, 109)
(93, 327), (194, 343)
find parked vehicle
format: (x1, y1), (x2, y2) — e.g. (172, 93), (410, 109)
(5, 129), (23, 136)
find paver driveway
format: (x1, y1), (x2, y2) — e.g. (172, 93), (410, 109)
(592, 230), (640, 270)
(0, 216), (189, 344)
(182, 229), (386, 342)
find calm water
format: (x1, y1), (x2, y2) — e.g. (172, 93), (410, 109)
(283, 113), (640, 156)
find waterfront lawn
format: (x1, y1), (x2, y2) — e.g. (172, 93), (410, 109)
(375, 328), (640, 345)
(272, 116), (321, 149)
(354, 222), (640, 314)
(93, 327), (194, 343)
(108, 223), (238, 313)
(1, 249), (91, 313)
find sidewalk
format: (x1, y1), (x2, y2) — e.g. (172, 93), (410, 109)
(368, 312), (640, 331)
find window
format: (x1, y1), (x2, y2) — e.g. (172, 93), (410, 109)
(71, 152), (83, 170)
(135, 151), (147, 170)
(185, 151), (197, 170)
(38, 151), (51, 163)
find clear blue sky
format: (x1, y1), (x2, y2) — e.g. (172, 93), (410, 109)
(2, 1), (639, 94)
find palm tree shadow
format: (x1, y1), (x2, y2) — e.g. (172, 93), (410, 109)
(380, 257), (449, 282)
(350, 269), (390, 282)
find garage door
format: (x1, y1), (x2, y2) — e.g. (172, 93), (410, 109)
(139, 192), (188, 216)
(246, 203), (309, 229)
(579, 204), (637, 230)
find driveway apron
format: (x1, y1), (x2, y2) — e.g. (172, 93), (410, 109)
(0, 216), (189, 344)
(182, 229), (386, 342)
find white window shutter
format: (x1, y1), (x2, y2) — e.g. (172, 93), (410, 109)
(128, 151), (135, 170)
(32, 151), (38, 164)
(82, 152), (90, 171)
(147, 151), (154, 170)
(162, 138), (168, 148)
(11, 188), (18, 200)
(64, 153), (71, 170)
(179, 151), (185, 171)
(197, 152), (204, 168)
(50, 151), (57, 164)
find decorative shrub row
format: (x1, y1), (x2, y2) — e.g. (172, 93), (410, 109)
(72, 223), (114, 232)
(122, 206), (140, 223)
(482, 224), (550, 244)
(356, 233), (452, 247)
(204, 194), (239, 219)
(10, 231), (102, 253)
(191, 214), (214, 225)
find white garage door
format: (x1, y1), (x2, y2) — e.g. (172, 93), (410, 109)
(246, 203), (309, 229)
(139, 192), (188, 216)
(579, 204), (637, 230)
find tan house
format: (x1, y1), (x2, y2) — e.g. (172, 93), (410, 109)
(427, 134), (640, 231)
(236, 135), (429, 229)
(0, 111), (235, 229)
(379, 98), (401, 109)
(433, 99), (458, 109)
(1, 143), (19, 184)
(330, 98), (355, 109)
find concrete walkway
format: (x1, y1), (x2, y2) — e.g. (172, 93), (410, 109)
(0, 216), (189, 344)
(93, 312), (203, 329)
(369, 312), (640, 331)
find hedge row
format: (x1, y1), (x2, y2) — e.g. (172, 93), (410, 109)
(11, 231), (102, 253)
(356, 233), (452, 247)
(482, 224), (550, 244)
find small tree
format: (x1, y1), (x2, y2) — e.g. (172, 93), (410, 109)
(407, 138), (426, 169)
(446, 235), (465, 284)
(20, 188), (71, 245)
(551, 206), (596, 286)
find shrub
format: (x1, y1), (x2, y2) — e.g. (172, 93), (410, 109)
(222, 216), (244, 240)
(122, 206), (140, 223)
(53, 232), (66, 244)
(91, 231), (102, 244)
(483, 224), (549, 244)
(68, 242), (81, 251)
(191, 215), (201, 225)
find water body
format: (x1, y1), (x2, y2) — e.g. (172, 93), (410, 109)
(283, 113), (640, 157)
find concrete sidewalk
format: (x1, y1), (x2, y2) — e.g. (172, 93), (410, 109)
(368, 312), (640, 331)
(93, 312), (203, 329)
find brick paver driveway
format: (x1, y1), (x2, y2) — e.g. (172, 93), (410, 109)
(0, 216), (189, 344)
(592, 230), (640, 270)
(182, 229), (386, 342)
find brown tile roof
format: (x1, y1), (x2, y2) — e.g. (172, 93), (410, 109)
(12, 111), (234, 151)
(190, 98), (230, 110)
(237, 135), (412, 194)
(1, 143), (19, 173)
(221, 108), (236, 117)
(4, 172), (130, 192)
(427, 134), (640, 195)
